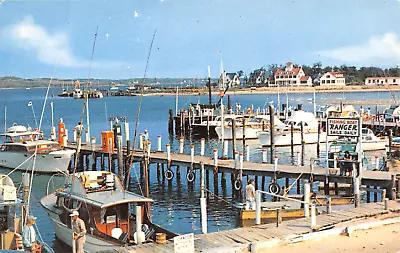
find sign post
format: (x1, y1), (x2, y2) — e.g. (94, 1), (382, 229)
(174, 233), (194, 253)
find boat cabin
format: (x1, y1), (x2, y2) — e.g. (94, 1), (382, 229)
(53, 171), (175, 245)
(0, 174), (28, 251)
(282, 111), (318, 130)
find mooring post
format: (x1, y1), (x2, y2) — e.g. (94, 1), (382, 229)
(390, 174), (397, 200)
(190, 145), (194, 164)
(255, 190), (261, 225)
(262, 148), (267, 163)
(242, 117), (246, 152)
(290, 123), (294, 159)
(116, 135), (124, 183)
(326, 197), (332, 214)
(231, 118), (237, 157)
(304, 183), (310, 217)
(385, 198), (389, 210)
(139, 133), (143, 150)
(200, 162), (207, 234)
(179, 136), (184, 153)
(168, 109), (174, 135)
(300, 122), (305, 166)
(269, 105), (275, 162)
(223, 140), (228, 158)
(200, 138), (205, 156)
(157, 135), (162, 151)
(310, 204), (317, 229)
(213, 149), (218, 168)
(317, 121), (321, 158)
(135, 205), (144, 245)
(156, 163), (161, 183)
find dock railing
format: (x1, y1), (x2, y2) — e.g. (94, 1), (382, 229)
(255, 185), (317, 229)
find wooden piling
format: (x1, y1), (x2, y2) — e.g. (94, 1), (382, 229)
(92, 154), (97, 171)
(290, 123), (294, 158)
(156, 163), (161, 183)
(269, 105), (275, 162)
(367, 185), (371, 203)
(231, 118), (237, 157)
(297, 179), (301, 194)
(300, 122), (305, 166)
(100, 153), (105, 170)
(85, 155), (90, 171)
(242, 117), (246, 152)
(317, 122), (321, 158)
(374, 186), (378, 202)
(168, 109), (174, 135)
(116, 135), (124, 183)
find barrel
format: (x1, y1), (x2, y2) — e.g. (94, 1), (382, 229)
(156, 233), (166, 244)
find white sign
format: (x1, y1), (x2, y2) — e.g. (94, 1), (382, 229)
(174, 233), (194, 253)
(327, 118), (359, 137)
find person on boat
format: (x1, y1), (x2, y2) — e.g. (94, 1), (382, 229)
(22, 215), (37, 252)
(245, 179), (256, 210)
(70, 210), (86, 253)
(336, 151), (345, 176)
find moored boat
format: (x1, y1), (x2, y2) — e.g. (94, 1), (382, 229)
(257, 110), (337, 146)
(0, 124), (74, 173)
(41, 171), (177, 252)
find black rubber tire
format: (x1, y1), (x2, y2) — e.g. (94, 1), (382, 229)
(187, 170), (195, 182)
(234, 179), (242, 191)
(165, 169), (174, 181)
(269, 182), (281, 195)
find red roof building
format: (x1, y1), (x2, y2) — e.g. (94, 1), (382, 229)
(271, 62), (312, 86)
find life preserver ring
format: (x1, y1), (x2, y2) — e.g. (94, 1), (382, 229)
(165, 169), (174, 181)
(186, 170), (195, 182)
(269, 182), (281, 195)
(234, 178), (242, 190)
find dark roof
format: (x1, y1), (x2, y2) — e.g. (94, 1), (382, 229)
(226, 73), (237, 80)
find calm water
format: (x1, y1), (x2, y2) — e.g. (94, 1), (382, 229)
(0, 87), (394, 251)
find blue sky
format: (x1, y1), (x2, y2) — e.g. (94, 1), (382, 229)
(1, 0), (400, 79)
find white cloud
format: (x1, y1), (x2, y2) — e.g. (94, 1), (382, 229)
(1, 16), (87, 67)
(1, 16), (124, 69)
(134, 11), (141, 18)
(318, 32), (400, 64)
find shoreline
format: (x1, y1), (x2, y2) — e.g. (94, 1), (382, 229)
(144, 86), (400, 97)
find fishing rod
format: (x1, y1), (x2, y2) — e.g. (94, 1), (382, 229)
(125, 30), (157, 195)
(71, 26), (99, 186)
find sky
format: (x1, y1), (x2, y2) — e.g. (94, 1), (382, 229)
(1, 0), (400, 79)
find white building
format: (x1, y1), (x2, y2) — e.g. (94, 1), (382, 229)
(272, 62), (312, 86)
(320, 72), (346, 86)
(218, 72), (240, 89)
(365, 77), (400, 86)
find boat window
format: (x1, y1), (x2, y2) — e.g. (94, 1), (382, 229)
(5, 145), (27, 152)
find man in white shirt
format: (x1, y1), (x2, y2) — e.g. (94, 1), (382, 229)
(71, 210), (86, 253)
(245, 179), (256, 210)
(22, 215), (37, 252)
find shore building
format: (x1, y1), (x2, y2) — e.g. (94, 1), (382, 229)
(320, 72), (346, 86)
(271, 62), (312, 86)
(365, 77), (400, 86)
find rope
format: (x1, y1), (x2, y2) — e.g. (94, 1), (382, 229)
(4, 153), (34, 177)
(282, 173), (303, 196)
(203, 188), (237, 208)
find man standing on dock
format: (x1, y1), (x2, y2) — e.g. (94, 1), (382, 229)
(71, 210), (86, 253)
(245, 179), (256, 210)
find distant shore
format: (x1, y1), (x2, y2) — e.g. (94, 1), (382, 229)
(144, 85), (400, 97)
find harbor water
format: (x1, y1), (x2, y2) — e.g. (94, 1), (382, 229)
(0, 87), (395, 251)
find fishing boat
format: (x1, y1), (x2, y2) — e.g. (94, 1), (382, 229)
(0, 124), (74, 173)
(329, 128), (388, 152)
(257, 110), (337, 146)
(57, 89), (70, 98)
(41, 171), (176, 252)
(72, 89), (83, 99)
(215, 114), (284, 140)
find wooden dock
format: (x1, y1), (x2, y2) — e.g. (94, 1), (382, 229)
(97, 201), (400, 253)
(65, 141), (399, 198)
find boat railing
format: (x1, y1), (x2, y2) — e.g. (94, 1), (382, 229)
(255, 189), (317, 228)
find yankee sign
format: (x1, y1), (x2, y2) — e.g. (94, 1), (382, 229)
(327, 118), (360, 137)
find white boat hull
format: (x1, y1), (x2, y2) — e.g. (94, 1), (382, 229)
(0, 150), (73, 173)
(362, 140), (388, 151)
(215, 126), (262, 140)
(42, 194), (120, 253)
(258, 131), (337, 146)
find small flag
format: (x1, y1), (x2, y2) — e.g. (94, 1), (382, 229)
(27, 101), (32, 107)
